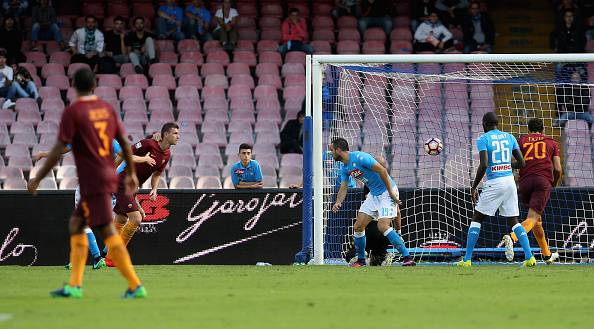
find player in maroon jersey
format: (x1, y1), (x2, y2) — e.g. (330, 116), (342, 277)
(27, 68), (146, 298)
(105, 122), (179, 266)
(501, 118), (563, 264)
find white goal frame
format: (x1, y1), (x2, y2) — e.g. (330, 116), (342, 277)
(307, 53), (594, 265)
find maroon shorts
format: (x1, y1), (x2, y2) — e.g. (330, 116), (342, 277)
(113, 185), (140, 215)
(518, 175), (552, 215)
(74, 193), (114, 227)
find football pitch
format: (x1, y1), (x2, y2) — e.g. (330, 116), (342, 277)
(1, 265), (593, 329)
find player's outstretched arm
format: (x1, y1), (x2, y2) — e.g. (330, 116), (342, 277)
(332, 182), (349, 212)
(511, 149), (525, 169)
(33, 146), (70, 161)
(471, 150), (489, 203)
(552, 155), (563, 187)
(28, 141), (67, 195)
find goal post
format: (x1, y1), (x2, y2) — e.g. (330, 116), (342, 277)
(303, 53), (594, 265)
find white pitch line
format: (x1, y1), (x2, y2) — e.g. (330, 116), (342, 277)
(0, 313), (13, 321)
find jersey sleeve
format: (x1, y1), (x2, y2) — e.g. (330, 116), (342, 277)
(230, 164), (240, 186)
(476, 135), (488, 152)
(58, 108), (76, 145)
(253, 161), (263, 182)
(510, 134), (520, 150)
(551, 140), (560, 157)
(339, 167), (349, 184)
(358, 152), (378, 169)
(132, 139), (149, 155)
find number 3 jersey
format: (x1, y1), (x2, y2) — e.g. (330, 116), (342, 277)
(58, 95), (124, 196)
(476, 129), (520, 181)
(518, 133), (559, 185)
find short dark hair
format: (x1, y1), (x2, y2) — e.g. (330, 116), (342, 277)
(289, 7), (299, 14)
(482, 112), (498, 128)
(133, 16), (145, 24)
(114, 16), (125, 23)
(85, 15), (96, 22)
(239, 143), (252, 152)
(470, 0), (481, 8)
(0, 49), (7, 58)
(297, 109), (305, 118)
(332, 138), (349, 151)
(73, 68), (96, 94)
(161, 122), (179, 137)
(527, 118), (544, 133)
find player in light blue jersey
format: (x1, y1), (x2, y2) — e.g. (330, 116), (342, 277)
(330, 138), (415, 267)
(457, 112), (536, 267)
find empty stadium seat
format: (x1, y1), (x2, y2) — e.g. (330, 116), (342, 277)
(169, 176), (195, 189)
(196, 176), (222, 189)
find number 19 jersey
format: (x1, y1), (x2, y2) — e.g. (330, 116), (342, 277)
(476, 129), (520, 181)
(58, 95), (124, 197)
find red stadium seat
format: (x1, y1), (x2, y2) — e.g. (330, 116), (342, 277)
(285, 51), (306, 64)
(204, 74), (229, 89)
(254, 85), (277, 100)
(237, 2), (257, 17)
(175, 63), (199, 77)
(119, 63), (135, 78)
(94, 86), (118, 101)
(179, 52), (204, 65)
(169, 176), (195, 189)
(232, 51), (257, 67)
(148, 63), (172, 78)
(258, 51), (282, 66)
(178, 74), (203, 89)
(39, 86), (60, 100)
(337, 40), (360, 54)
(255, 63), (279, 77)
(364, 27), (386, 42)
(236, 16), (256, 29)
(311, 40), (331, 54)
(159, 51), (178, 65)
(228, 85), (252, 99)
(226, 62), (250, 78)
(259, 16), (281, 29)
(229, 97), (255, 112)
(203, 40), (223, 54)
(313, 3), (333, 15)
(337, 16), (358, 28)
(98, 74), (123, 89)
(391, 28), (413, 41)
(393, 16), (411, 28)
(200, 63), (225, 77)
(260, 28), (282, 42)
(15, 98), (39, 113)
(156, 40), (175, 52)
(145, 86), (169, 101)
(174, 86), (200, 100)
(45, 75), (70, 90)
(50, 52), (71, 67)
(338, 28), (360, 42)
(363, 41), (386, 54)
(390, 40), (413, 54)
(261, 4), (283, 17)
(238, 28), (258, 42)
(124, 74), (149, 89)
(312, 28), (335, 43)
(258, 74), (282, 89)
(284, 74), (305, 87)
(235, 40), (255, 52)
(230, 74), (255, 90)
(67, 63), (91, 78)
(257, 40), (279, 53)
(119, 86), (144, 101)
(312, 16), (334, 29)
(122, 99), (147, 113)
(41, 63), (64, 79)
(25, 51), (47, 67)
(177, 39), (201, 53)
(281, 63), (305, 77)
(132, 3), (155, 19)
(196, 176), (222, 189)
(206, 51), (230, 67)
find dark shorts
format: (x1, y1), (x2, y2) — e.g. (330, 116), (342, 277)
(74, 193), (114, 227)
(113, 186), (140, 215)
(518, 175), (552, 215)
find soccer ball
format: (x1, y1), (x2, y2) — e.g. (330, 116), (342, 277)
(424, 137), (443, 156)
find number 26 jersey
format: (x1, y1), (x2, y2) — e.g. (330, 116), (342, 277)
(476, 129), (520, 181)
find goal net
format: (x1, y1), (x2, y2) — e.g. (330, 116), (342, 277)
(309, 54), (594, 265)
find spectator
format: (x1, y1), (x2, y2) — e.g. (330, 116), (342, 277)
(332, 0), (360, 19)
(214, 0), (239, 50)
(462, 1), (495, 53)
(0, 49), (17, 109)
(156, 0), (185, 41)
(126, 17), (157, 74)
(280, 109), (305, 154)
(13, 65), (39, 102)
(412, 0), (436, 31)
(278, 8), (313, 56)
(31, 0), (66, 51)
(554, 67), (594, 127)
(184, 0), (212, 42)
(0, 15), (24, 66)
(435, 0), (469, 27)
(550, 10), (586, 53)
(231, 144), (263, 189)
(358, 0), (393, 36)
(104, 16), (129, 64)
(586, 14), (594, 41)
(69, 15), (104, 71)
(2, 0), (28, 22)
(556, 0), (580, 26)
(413, 12), (453, 52)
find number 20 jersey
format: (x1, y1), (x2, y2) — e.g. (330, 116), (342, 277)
(476, 129), (520, 181)
(58, 95), (124, 197)
(518, 133), (559, 185)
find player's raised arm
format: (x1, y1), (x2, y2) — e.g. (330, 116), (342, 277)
(27, 140), (68, 195)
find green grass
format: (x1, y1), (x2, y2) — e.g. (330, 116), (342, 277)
(0, 265), (593, 329)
